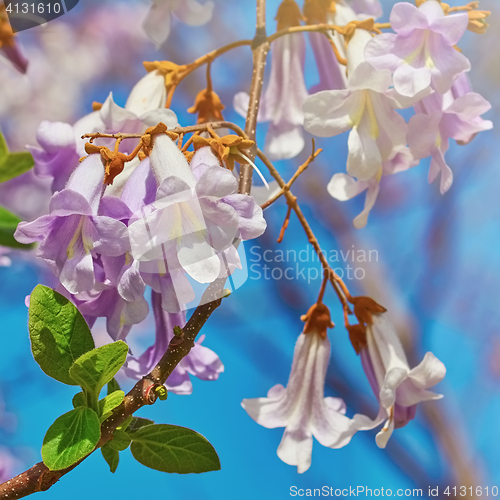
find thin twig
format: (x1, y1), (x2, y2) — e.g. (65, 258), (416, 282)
(261, 139), (322, 210)
(238, 0), (270, 195)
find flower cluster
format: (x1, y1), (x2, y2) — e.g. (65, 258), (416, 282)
(14, 70), (266, 391)
(234, 0), (492, 227)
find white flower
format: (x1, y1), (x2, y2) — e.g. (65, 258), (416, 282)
(350, 309), (446, 448)
(143, 0), (214, 48)
(242, 306), (352, 473)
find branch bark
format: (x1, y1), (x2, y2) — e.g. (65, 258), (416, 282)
(239, 0), (270, 195)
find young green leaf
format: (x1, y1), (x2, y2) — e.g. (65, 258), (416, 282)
(42, 407), (101, 471)
(130, 424), (221, 474)
(125, 417), (155, 434)
(108, 429), (131, 452)
(101, 443), (119, 474)
(0, 205), (34, 250)
(29, 285), (95, 385)
(69, 341), (128, 398)
(107, 378), (121, 395)
(0, 131), (34, 183)
(72, 392), (86, 409)
(0, 152), (35, 183)
(98, 390), (125, 423)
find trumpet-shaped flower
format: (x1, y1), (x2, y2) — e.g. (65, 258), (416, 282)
(124, 291), (223, 394)
(348, 298), (446, 448)
(128, 136), (266, 312)
(234, 0), (308, 160)
(28, 93), (177, 193)
(408, 85), (492, 194)
(365, 0), (470, 97)
(143, 0), (214, 48)
(304, 26), (415, 182)
(14, 155), (129, 294)
(242, 305), (352, 473)
(328, 147), (417, 228)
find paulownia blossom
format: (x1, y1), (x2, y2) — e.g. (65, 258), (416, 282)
(365, 0), (470, 97)
(408, 75), (492, 194)
(304, 26), (419, 183)
(128, 136), (266, 312)
(242, 304), (353, 473)
(349, 0), (383, 19)
(124, 291), (223, 394)
(347, 297), (446, 447)
(328, 147), (417, 228)
(143, 0), (214, 48)
(234, 0), (309, 161)
(14, 155), (129, 295)
(28, 92), (177, 193)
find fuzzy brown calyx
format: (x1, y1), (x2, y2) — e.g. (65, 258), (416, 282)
(303, 0), (328, 25)
(0, 5), (15, 48)
(276, 0), (304, 30)
(347, 323), (367, 355)
(351, 296), (387, 326)
(301, 303), (335, 339)
(143, 60), (187, 92)
(188, 88), (225, 124)
(192, 134), (254, 171)
(84, 143), (128, 185)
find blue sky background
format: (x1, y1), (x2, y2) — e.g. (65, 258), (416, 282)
(0, 0), (499, 498)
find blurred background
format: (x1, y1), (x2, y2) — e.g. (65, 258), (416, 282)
(0, 0), (498, 498)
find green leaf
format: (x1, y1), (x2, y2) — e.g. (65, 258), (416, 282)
(126, 417), (154, 434)
(42, 407), (101, 471)
(107, 378), (121, 395)
(0, 131), (34, 183)
(72, 392), (86, 409)
(0, 152), (34, 183)
(0, 205), (34, 250)
(69, 341), (128, 400)
(0, 131), (8, 159)
(108, 429), (131, 452)
(130, 424), (220, 474)
(101, 443), (119, 473)
(98, 390), (125, 423)
(29, 285), (95, 385)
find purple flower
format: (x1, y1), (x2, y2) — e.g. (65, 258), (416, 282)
(128, 137), (266, 312)
(28, 93), (177, 193)
(242, 327), (352, 474)
(14, 154), (130, 294)
(349, 0), (383, 19)
(304, 26), (420, 182)
(351, 313), (446, 448)
(408, 87), (492, 194)
(0, 447), (20, 484)
(365, 1), (470, 97)
(124, 291), (223, 394)
(308, 32), (347, 93)
(234, 33), (309, 160)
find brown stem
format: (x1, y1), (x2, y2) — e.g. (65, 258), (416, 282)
(256, 149), (352, 314)
(238, 0), (270, 195)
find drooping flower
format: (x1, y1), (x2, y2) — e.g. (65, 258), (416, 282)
(242, 304), (353, 473)
(128, 136), (266, 312)
(303, 0), (347, 93)
(364, 0), (470, 97)
(304, 25), (418, 182)
(124, 290), (223, 394)
(234, 0), (309, 161)
(408, 81), (492, 194)
(327, 147), (417, 228)
(347, 297), (446, 448)
(14, 155), (129, 294)
(143, 0), (215, 48)
(28, 93), (177, 193)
